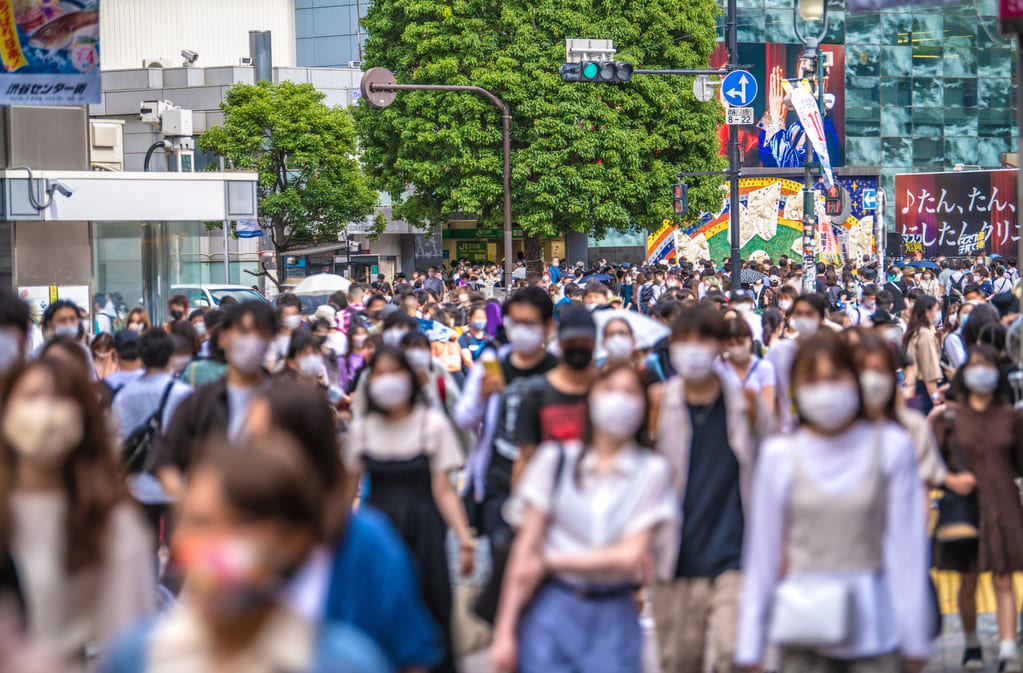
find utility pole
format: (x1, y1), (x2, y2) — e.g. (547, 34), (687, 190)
(726, 0), (742, 292)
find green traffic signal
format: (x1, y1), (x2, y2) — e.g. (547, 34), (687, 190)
(582, 62), (599, 79)
(572, 61), (633, 83)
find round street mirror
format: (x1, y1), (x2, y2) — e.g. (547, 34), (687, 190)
(360, 67), (397, 108)
(693, 74), (715, 103)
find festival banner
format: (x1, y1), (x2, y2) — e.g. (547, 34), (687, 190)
(645, 219), (678, 265)
(0, 0), (100, 105)
(895, 170), (1017, 258)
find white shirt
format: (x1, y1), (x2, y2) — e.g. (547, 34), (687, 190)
(735, 421), (931, 664)
(345, 405), (464, 474)
(504, 441), (678, 586)
(993, 276), (1013, 294)
(765, 338), (799, 432)
(715, 355), (776, 393)
(226, 384), (258, 440)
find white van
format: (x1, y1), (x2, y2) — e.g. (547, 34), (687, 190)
(171, 284), (269, 308)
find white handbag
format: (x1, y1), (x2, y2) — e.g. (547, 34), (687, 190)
(768, 576), (854, 647)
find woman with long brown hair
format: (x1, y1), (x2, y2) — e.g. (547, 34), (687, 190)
(0, 359), (153, 670)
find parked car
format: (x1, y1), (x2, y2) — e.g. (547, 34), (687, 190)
(171, 284), (269, 308)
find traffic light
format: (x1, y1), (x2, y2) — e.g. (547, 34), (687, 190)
(563, 61), (634, 83)
(825, 184), (843, 216)
(672, 182), (688, 216)
(559, 63), (580, 82)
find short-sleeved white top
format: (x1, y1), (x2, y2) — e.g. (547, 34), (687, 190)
(504, 440), (678, 586)
(344, 405), (464, 475)
(714, 355), (777, 393)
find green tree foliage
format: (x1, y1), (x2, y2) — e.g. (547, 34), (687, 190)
(354, 0), (725, 240)
(200, 80), (382, 286)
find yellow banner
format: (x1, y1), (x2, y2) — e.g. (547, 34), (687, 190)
(0, 2), (27, 72)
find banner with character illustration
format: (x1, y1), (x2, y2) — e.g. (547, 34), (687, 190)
(0, 0), (100, 105)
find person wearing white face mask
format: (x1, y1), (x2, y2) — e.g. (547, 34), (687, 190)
(902, 295), (943, 415)
(270, 294), (304, 371)
(492, 365), (677, 673)
(1, 360), (154, 671)
(280, 331), (328, 388)
(344, 347), (474, 673)
(717, 317), (777, 418)
(649, 303), (765, 673)
(737, 332), (931, 673)
(454, 288), (558, 567)
(149, 302), (277, 499)
(596, 317), (637, 368)
(728, 290), (763, 344)
(766, 293), (828, 433)
(929, 345), (1023, 673)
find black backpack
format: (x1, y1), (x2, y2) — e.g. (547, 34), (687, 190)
(120, 381), (175, 474)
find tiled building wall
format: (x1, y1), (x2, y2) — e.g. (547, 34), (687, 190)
(721, 0), (1017, 229)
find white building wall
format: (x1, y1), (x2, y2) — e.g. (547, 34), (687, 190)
(100, 0), (297, 71)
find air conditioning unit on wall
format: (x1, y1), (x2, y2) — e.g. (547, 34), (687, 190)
(89, 119), (124, 171)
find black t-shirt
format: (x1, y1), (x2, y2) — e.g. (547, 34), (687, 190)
(501, 352), (557, 383)
(676, 394), (744, 579)
(512, 376), (588, 447)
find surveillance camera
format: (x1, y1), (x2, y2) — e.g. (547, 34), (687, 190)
(48, 181), (73, 198)
(181, 50), (198, 63)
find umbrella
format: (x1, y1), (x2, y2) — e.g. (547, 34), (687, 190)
(592, 309), (671, 356)
(741, 268), (769, 285)
(576, 273), (614, 284)
(418, 318), (457, 342)
(292, 273), (351, 296)
(906, 260), (940, 270)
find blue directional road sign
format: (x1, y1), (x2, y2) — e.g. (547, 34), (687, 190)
(721, 70), (757, 107)
(863, 188), (877, 211)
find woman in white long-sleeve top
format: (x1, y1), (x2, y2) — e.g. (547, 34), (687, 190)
(735, 331), (932, 673)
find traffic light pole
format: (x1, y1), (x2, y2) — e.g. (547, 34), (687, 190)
(360, 69), (514, 290)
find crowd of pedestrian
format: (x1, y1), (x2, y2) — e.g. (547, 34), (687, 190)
(0, 246), (1020, 673)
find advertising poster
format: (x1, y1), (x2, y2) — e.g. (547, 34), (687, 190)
(895, 170), (1017, 258)
(709, 43), (845, 170)
(0, 0), (100, 105)
(672, 176), (877, 266)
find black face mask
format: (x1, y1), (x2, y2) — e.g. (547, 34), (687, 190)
(169, 309), (185, 321)
(562, 346), (593, 370)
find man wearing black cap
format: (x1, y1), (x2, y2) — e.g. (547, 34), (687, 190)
(510, 302), (597, 479)
(104, 329), (146, 392)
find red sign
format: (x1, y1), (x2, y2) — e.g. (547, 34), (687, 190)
(1001, 0), (1023, 19)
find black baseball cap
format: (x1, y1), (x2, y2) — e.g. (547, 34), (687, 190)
(558, 303), (596, 341)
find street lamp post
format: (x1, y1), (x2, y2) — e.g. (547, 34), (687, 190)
(360, 67), (514, 290)
(793, 0), (828, 296)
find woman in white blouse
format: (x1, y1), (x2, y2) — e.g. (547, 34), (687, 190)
(736, 331), (931, 673)
(491, 364), (677, 673)
(0, 359), (154, 671)
(717, 317), (777, 416)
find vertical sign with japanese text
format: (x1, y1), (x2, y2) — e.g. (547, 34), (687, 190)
(0, 0), (100, 105)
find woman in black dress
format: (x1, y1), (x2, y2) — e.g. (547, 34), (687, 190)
(344, 347), (474, 673)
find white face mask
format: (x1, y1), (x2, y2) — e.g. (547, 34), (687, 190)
(778, 299), (793, 311)
(963, 365), (999, 394)
(726, 344), (751, 364)
(603, 334), (634, 361)
(382, 328), (407, 348)
(791, 316), (820, 339)
(670, 342), (717, 381)
(54, 323), (79, 340)
(228, 334), (269, 376)
(734, 303), (753, 315)
(282, 314), (302, 331)
(796, 381), (860, 432)
(405, 349), (432, 374)
(193, 322), (207, 337)
(505, 319), (545, 354)
(589, 391), (645, 440)
(859, 370), (894, 409)
(369, 372), (412, 410)
(298, 354), (326, 379)
(3, 398), (83, 465)
(351, 335), (368, 349)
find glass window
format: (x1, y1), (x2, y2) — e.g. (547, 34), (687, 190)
(846, 107), (881, 137)
(881, 107), (911, 137)
(845, 137), (881, 165)
(847, 45), (879, 77)
(209, 288), (268, 305)
(944, 106), (978, 137)
(912, 77), (943, 107)
(911, 46), (943, 78)
(846, 12), (880, 44)
(881, 13), (912, 45)
(944, 138), (979, 166)
(943, 48), (977, 77)
(846, 77), (879, 107)
(880, 46), (912, 77)
(912, 107), (943, 137)
(912, 137), (945, 167)
(978, 77), (1014, 108)
(942, 13), (977, 48)
(943, 78), (978, 109)
(93, 222), (143, 311)
(879, 77), (911, 107)
(883, 137), (913, 166)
